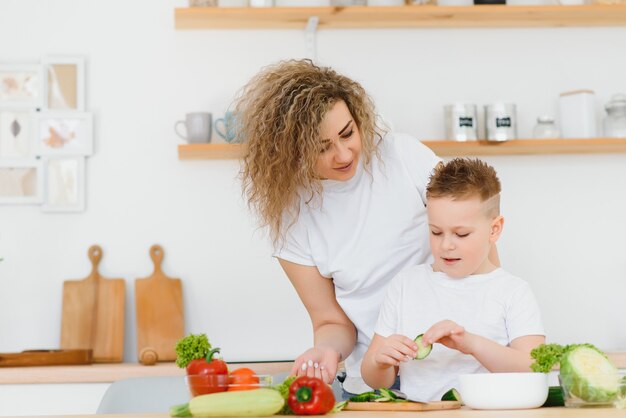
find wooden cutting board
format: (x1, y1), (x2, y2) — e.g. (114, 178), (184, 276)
(60, 245), (126, 363)
(135, 244), (184, 365)
(0, 349), (93, 367)
(344, 401), (462, 411)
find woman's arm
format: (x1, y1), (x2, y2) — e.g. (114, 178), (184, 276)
(278, 258), (357, 383)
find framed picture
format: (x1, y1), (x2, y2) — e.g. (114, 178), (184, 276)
(0, 159), (43, 204)
(33, 112), (93, 156)
(0, 110), (34, 158)
(42, 56), (85, 111)
(41, 156), (85, 212)
(0, 64), (44, 109)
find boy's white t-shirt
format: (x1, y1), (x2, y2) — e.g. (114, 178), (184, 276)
(375, 264), (545, 402)
(274, 132), (441, 394)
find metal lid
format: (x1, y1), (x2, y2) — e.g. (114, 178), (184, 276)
(605, 94), (626, 113)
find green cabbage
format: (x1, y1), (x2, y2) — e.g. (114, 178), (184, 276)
(560, 345), (619, 403)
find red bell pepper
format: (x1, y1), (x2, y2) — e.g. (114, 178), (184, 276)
(288, 376), (336, 415)
(186, 347), (229, 396)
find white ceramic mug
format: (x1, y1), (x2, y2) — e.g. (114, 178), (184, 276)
(175, 112), (212, 143)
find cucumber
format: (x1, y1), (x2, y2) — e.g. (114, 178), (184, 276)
(541, 386), (564, 407)
(441, 388), (463, 404)
(414, 334), (432, 360)
(171, 388), (284, 417)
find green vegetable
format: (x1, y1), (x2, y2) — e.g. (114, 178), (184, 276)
(560, 345), (619, 403)
(272, 375), (296, 415)
(441, 388), (463, 404)
(414, 334), (432, 360)
(170, 388), (284, 417)
(541, 386), (564, 407)
(348, 391), (380, 402)
(175, 334), (212, 368)
(530, 343), (565, 373)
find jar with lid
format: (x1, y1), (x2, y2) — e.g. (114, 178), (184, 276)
(533, 116), (560, 139)
(603, 94), (626, 138)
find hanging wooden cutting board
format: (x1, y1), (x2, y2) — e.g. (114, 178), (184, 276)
(135, 244), (184, 365)
(344, 401), (462, 412)
(60, 245), (126, 363)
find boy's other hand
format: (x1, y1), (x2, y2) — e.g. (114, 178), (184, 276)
(422, 320), (475, 355)
(374, 334), (418, 367)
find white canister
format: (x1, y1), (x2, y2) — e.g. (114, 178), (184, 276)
(367, 0), (405, 5)
(218, 0), (248, 6)
(484, 103), (517, 142)
(444, 104), (478, 141)
(559, 90), (597, 138)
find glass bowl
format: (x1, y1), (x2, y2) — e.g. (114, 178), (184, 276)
(185, 374), (273, 398)
(559, 371), (626, 408)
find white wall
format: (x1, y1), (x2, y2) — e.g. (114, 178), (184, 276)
(1, 0), (625, 364)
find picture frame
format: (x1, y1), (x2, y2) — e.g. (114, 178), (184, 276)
(0, 110), (35, 158)
(41, 156), (85, 212)
(0, 159), (43, 204)
(42, 56), (85, 111)
(0, 64), (44, 109)
(33, 111), (93, 156)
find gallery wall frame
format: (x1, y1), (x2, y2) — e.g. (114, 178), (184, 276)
(0, 64), (44, 109)
(33, 111), (93, 156)
(0, 159), (44, 204)
(0, 110), (35, 158)
(42, 56), (85, 112)
(41, 156), (85, 212)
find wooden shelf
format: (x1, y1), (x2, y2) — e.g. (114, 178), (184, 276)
(178, 138), (626, 159)
(175, 5), (626, 30)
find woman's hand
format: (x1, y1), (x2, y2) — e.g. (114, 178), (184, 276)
(374, 334), (418, 367)
(422, 320), (475, 355)
(290, 346), (341, 384)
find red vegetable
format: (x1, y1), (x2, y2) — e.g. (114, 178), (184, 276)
(186, 347), (229, 396)
(288, 376), (335, 415)
(228, 367), (260, 391)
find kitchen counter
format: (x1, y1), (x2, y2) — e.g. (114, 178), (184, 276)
(15, 408), (626, 418)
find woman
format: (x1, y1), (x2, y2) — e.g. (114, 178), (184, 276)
(234, 59), (486, 397)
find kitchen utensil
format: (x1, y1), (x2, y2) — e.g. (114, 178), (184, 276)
(60, 245), (125, 363)
(0, 349), (93, 367)
(485, 103), (517, 142)
(459, 372), (548, 410)
(444, 103), (478, 141)
(135, 244), (184, 365)
(603, 94), (626, 138)
(175, 112), (212, 143)
(559, 89), (597, 138)
(344, 400), (461, 411)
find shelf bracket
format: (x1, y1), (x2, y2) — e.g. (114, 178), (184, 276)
(305, 16), (319, 62)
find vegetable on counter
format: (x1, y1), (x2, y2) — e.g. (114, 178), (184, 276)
(441, 388), (463, 404)
(175, 333), (229, 396)
(531, 343), (620, 403)
(288, 376), (336, 415)
(170, 388), (284, 417)
(229, 367), (261, 391)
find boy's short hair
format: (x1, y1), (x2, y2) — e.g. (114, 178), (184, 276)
(426, 158), (501, 216)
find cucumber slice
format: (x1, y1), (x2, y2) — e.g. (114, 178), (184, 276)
(441, 388), (462, 403)
(413, 334), (432, 360)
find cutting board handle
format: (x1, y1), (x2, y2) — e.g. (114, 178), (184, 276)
(149, 244), (165, 277)
(87, 245), (103, 280)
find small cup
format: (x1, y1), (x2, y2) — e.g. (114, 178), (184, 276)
(175, 112), (212, 143)
(484, 103), (517, 142)
(215, 111), (241, 143)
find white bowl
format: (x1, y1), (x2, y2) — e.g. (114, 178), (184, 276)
(459, 372), (548, 410)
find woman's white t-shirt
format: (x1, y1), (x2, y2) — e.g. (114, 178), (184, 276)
(274, 132), (441, 393)
(375, 264), (545, 401)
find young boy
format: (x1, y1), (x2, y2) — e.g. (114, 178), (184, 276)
(361, 158), (545, 401)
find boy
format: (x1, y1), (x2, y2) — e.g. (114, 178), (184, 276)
(361, 158), (545, 401)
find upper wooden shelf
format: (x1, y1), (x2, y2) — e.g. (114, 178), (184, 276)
(178, 138), (626, 159)
(174, 5), (626, 30)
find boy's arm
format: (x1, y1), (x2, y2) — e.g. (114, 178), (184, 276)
(362, 333), (416, 389)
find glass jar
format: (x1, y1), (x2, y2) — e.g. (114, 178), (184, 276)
(603, 94), (626, 138)
(533, 116), (560, 139)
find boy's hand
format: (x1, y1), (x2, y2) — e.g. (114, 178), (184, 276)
(374, 334), (418, 367)
(422, 320), (475, 355)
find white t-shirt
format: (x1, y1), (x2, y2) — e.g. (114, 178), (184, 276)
(375, 264), (545, 401)
(274, 132), (441, 394)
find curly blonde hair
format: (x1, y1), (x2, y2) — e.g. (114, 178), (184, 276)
(233, 59), (385, 245)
